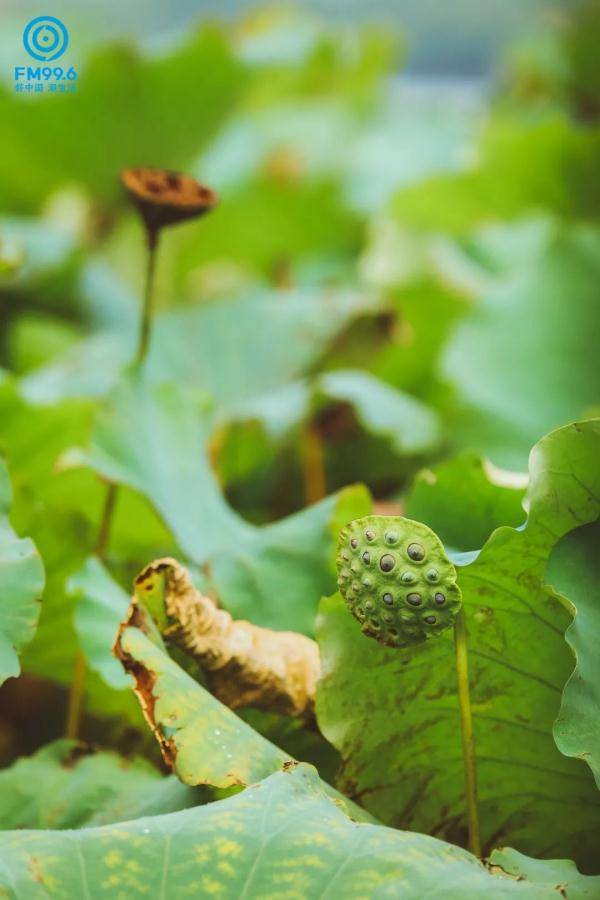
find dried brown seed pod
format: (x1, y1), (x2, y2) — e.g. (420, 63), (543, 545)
(121, 167), (218, 234)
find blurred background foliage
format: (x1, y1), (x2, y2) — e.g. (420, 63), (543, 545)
(0, 1), (599, 766)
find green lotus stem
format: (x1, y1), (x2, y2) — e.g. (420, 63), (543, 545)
(337, 515), (481, 855)
(454, 608), (481, 857)
(136, 227), (160, 365)
(65, 482), (117, 739)
(300, 424), (326, 505)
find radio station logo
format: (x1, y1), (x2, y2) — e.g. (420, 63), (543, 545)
(14, 16), (78, 94)
(23, 15), (69, 61)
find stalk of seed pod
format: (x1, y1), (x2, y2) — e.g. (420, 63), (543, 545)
(336, 514), (481, 857)
(121, 167), (218, 364)
(64, 170), (218, 738)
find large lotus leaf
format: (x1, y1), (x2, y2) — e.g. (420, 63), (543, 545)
(75, 373), (371, 634)
(0, 27), (244, 212)
(0, 457), (45, 686)
(318, 369), (442, 456)
(316, 420), (600, 871)
(0, 740), (197, 830)
(115, 603), (372, 824)
(0, 382), (176, 728)
(117, 621), (289, 788)
(69, 557), (130, 690)
(237, 8), (396, 106)
(489, 848), (600, 899)
(442, 225), (600, 468)
(200, 88), (478, 214)
(21, 280), (382, 409)
(405, 450), (527, 552)
(546, 520), (600, 788)
(161, 174), (361, 289)
(368, 278), (466, 394)
(0, 764), (573, 900)
(392, 116), (600, 236)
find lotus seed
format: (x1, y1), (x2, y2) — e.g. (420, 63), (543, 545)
(435, 592), (446, 605)
(362, 576), (374, 589)
(385, 530), (399, 545)
(380, 554), (396, 572)
(365, 529), (376, 542)
(407, 593), (422, 607)
(407, 543), (425, 561)
(423, 615), (437, 625)
(426, 568), (439, 583)
(362, 551), (371, 564)
(382, 592), (394, 606)
(401, 571), (416, 584)
(350, 538), (358, 549)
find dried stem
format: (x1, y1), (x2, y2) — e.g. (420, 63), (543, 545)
(136, 227), (160, 365)
(65, 482), (117, 739)
(454, 608), (481, 857)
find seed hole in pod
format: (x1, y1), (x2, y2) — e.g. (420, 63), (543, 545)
(399, 611), (414, 622)
(362, 576), (373, 589)
(423, 615), (437, 625)
(350, 538), (358, 549)
(382, 592), (394, 606)
(382, 611), (393, 624)
(426, 568), (438, 583)
(356, 607), (365, 620)
(380, 554), (396, 572)
(407, 593), (422, 607)
(362, 551), (371, 565)
(407, 543), (425, 562)
(434, 592), (446, 606)
(351, 561), (361, 575)
(368, 618), (381, 629)
(365, 529), (376, 542)
(365, 600), (374, 612)
(352, 581), (361, 594)
(401, 571), (416, 584)
(384, 530), (399, 545)
(341, 550), (350, 562)
(389, 628), (399, 636)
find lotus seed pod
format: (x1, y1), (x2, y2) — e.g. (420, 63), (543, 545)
(121, 167), (218, 233)
(336, 515), (462, 649)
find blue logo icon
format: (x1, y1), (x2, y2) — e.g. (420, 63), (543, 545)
(23, 16), (69, 62)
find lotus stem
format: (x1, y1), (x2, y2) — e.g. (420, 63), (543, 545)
(65, 482), (117, 739)
(136, 227), (160, 365)
(300, 424), (326, 505)
(454, 608), (481, 857)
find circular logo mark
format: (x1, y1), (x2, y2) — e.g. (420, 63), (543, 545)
(23, 16), (69, 62)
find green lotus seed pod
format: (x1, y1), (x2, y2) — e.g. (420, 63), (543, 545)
(336, 515), (462, 649)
